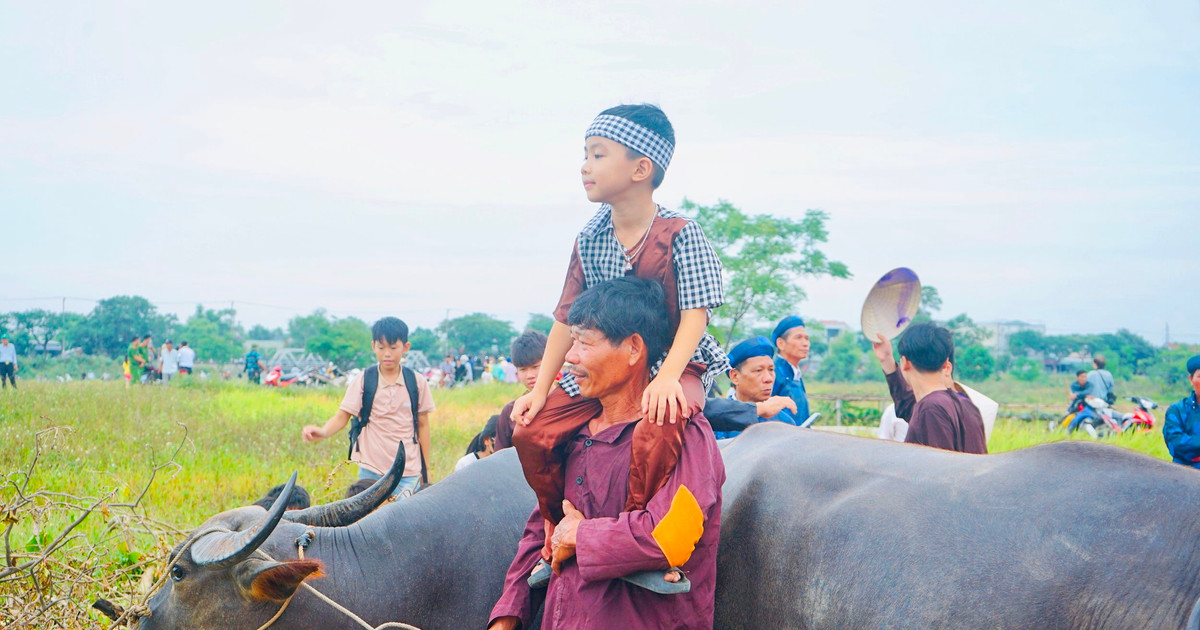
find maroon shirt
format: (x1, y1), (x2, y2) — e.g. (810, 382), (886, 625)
(885, 370), (987, 454)
(490, 414), (725, 629)
(496, 400), (517, 450)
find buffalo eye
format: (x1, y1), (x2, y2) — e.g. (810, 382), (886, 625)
(170, 565), (186, 582)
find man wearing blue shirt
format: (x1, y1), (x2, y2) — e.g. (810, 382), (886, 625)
(709, 337), (798, 439)
(771, 316), (811, 424)
(1163, 355), (1200, 469)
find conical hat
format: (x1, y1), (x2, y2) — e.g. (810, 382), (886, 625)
(861, 267), (921, 342)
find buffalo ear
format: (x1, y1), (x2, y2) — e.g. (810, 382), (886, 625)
(236, 559), (324, 602)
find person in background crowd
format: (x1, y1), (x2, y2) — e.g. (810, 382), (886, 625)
(1086, 354), (1116, 404)
(0, 334), (17, 389)
(495, 330), (549, 450)
(127, 336), (146, 384)
(501, 355), (518, 383)
(457, 414), (500, 472)
(245, 345), (263, 384)
(491, 357), (506, 383)
(177, 340), (195, 375)
(771, 316), (811, 425)
(870, 324), (987, 454)
(709, 336), (798, 439)
(160, 340), (179, 385)
(454, 355), (468, 386)
(439, 354), (456, 387)
(140, 334), (156, 383)
(1163, 355), (1200, 469)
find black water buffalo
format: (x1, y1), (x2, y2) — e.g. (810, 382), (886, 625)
(102, 423), (1200, 629)
(98, 447), (538, 629)
(716, 422), (1200, 629)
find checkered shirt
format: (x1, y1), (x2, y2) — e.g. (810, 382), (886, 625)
(558, 204), (730, 397)
(585, 114), (674, 172)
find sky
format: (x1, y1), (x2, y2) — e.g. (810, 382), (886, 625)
(2, 1), (1198, 344)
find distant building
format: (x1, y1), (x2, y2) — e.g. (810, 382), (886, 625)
(817, 320), (850, 341)
(978, 320), (1046, 354)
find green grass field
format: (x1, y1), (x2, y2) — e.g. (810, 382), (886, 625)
(0, 376), (1181, 627)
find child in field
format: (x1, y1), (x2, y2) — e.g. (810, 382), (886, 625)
(301, 317), (435, 498)
(494, 330), (549, 450)
(510, 103), (728, 573)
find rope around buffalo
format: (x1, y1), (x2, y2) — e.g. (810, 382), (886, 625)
(252, 530), (423, 630)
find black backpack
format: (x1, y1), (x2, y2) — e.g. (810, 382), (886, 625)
(347, 365), (428, 484)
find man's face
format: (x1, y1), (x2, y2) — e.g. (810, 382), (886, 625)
(564, 326), (632, 399)
(516, 361), (541, 392)
(165, 342), (173, 350)
(0, 338), (7, 346)
(372, 338), (409, 370)
(1076, 373), (1088, 386)
(581, 136), (641, 204)
(776, 327), (810, 362)
(730, 356), (775, 403)
(1190, 369), (1200, 396)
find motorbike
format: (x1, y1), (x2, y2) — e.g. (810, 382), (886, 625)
(1052, 395), (1158, 438)
(1108, 396), (1158, 433)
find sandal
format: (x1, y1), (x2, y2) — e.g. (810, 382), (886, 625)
(619, 567), (691, 594)
(527, 559), (552, 589)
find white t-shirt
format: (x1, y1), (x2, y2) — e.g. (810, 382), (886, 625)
(877, 404), (909, 442)
(454, 452), (481, 472)
(161, 348), (180, 373)
(177, 346), (195, 368)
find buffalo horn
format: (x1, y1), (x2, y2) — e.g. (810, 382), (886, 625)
(191, 471), (298, 569)
(282, 444), (406, 527)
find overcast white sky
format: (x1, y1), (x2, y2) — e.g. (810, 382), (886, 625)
(2, 1), (1197, 343)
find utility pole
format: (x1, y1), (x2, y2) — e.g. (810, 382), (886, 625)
(1165, 323), (1170, 347)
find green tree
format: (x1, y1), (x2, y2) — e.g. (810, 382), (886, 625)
(288, 310), (333, 347)
(683, 199), (851, 346)
(247, 324), (283, 341)
(956, 344), (995, 382)
(408, 326), (440, 357)
(945, 314), (990, 348)
(525, 313), (555, 335)
(1009, 357), (1043, 382)
(817, 333), (864, 383)
(307, 318), (372, 369)
(914, 285), (943, 323)
(9, 309), (67, 353)
(176, 306), (244, 362)
(438, 313), (517, 356)
(72, 296), (175, 357)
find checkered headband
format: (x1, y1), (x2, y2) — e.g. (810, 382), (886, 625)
(585, 114), (674, 172)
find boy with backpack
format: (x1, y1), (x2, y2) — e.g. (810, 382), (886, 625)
(302, 317), (434, 498)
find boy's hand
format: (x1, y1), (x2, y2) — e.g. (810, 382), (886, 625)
(642, 375), (686, 426)
(512, 390), (547, 426)
(871, 333), (898, 374)
(301, 425), (326, 442)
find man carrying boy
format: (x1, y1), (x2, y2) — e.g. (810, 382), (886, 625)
(771, 315), (811, 424)
(870, 323), (987, 454)
(490, 278), (724, 630)
(302, 317), (434, 498)
(494, 330), (548, 450)
(510, 103), (729, 585)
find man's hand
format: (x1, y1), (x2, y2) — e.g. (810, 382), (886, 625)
(301, 425), (326, 442)
(488, 616), (520, 630)
(641, 375), (686, 426)
(871, 333), (898, 374)
(756, 396), (797, 418)
(512, 390), (547, 426)
(550, 500), (583, 575)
